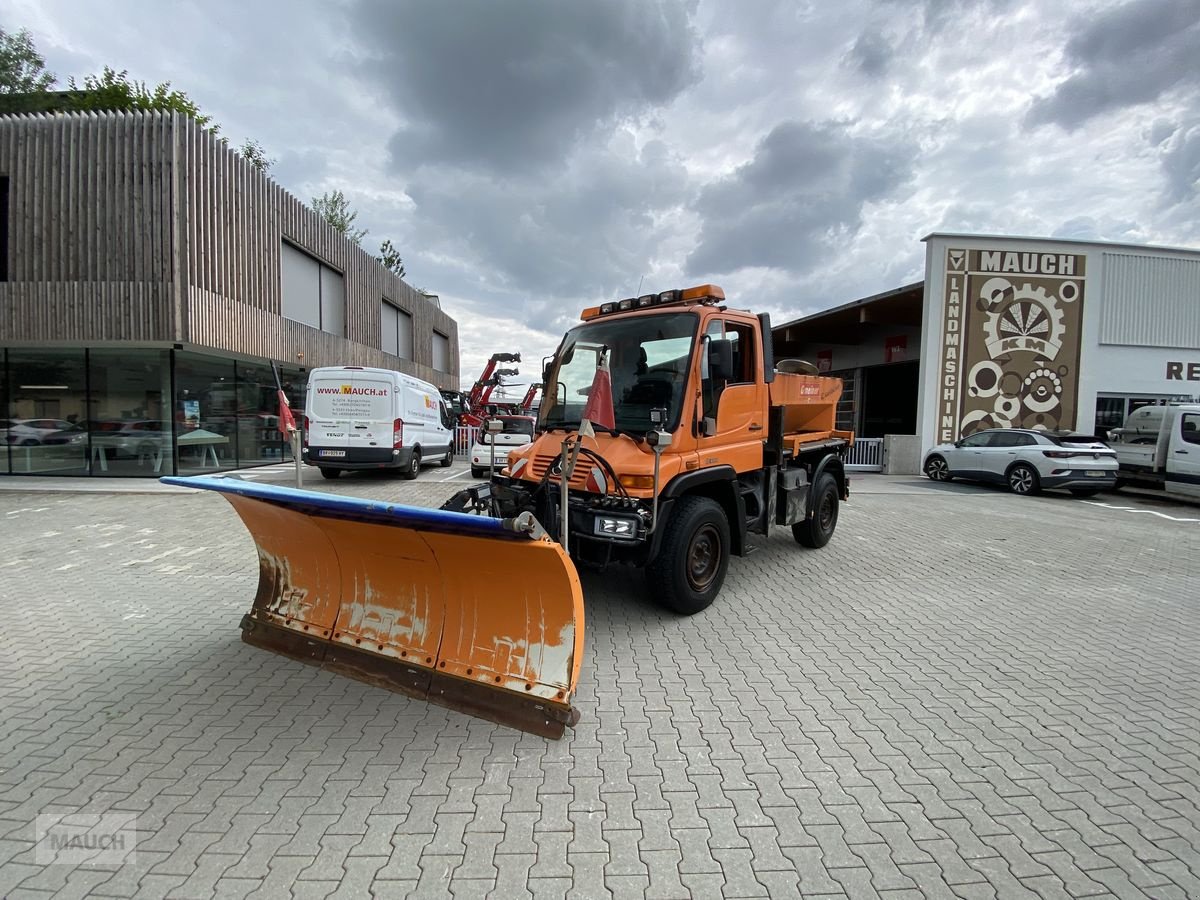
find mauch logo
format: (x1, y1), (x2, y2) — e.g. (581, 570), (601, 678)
(314, 385), (389, 396)
(36, 812), (138, 866)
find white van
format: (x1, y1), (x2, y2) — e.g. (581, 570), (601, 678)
(303, 366), (455, 479)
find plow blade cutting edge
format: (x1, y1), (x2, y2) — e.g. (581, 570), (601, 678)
(163, 476), (584, 738)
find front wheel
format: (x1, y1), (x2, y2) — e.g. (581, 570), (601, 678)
(440, 446), (453, 467)
(471, 467), (484, 479)
(402, 449), (421, 480)
(646, 496), (730, 616)
(793, 473), (839, 548)
(1007, 463), (1040, 495)
(924, 455), (952, 481)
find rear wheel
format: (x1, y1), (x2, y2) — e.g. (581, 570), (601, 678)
(440, 446), (453, 467)
(403, 449), (421, 480)
(924, 455), (952, 481)
(1070, 488), (1100, 498)
(646, 496), (730, 616)
(319, 467), (340, 480)
(793, 473), (839, 548)
(1007, 463), (1040, 495)
(471, 467), (484, 478)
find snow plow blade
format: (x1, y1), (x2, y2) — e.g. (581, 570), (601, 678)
(163, 476), (584, 738)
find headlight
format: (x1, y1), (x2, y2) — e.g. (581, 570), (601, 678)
(594, 515), (639, 540)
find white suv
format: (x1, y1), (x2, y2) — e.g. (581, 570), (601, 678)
(923, 429), (1118, 497)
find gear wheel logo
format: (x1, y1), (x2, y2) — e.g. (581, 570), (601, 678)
(982, 281), (1067, 360)
(1022, 366), (1063, 413)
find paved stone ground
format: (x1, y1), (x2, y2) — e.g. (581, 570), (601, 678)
(0, 467), (1198, 899)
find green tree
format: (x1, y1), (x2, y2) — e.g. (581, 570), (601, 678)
(66, 67), (218, 133)
(378, 239), (406, 278)
(238, 138), (274, 173)
(0, 26), (56, 94)
(312, 190), (367, 245)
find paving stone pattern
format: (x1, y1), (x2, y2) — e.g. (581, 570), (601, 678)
(0, 470), (1198, 898)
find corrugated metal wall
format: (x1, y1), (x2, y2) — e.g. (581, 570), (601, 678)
(0, 111), (459, 389)
(1100, 252), (1200, 349)
(0, 111), (175, 340)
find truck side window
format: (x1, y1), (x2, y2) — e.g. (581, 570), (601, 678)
(1183, 414), (1200, 445)
(726, 322), (755, 384)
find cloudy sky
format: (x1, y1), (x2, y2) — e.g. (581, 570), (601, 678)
(5, 0), (1199, 388)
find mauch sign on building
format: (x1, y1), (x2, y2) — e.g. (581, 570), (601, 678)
(938, 248), (1087, 442)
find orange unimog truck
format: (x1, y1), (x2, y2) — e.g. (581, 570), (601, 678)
(445, 283), (854, 614)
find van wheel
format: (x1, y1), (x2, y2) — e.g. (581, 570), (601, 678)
(793, 473), (839, 548)
(646, 496), (730, 616)
(319, 467), (340, 480)
(403, 449), (421, 480)
(440, 446), (453, 467)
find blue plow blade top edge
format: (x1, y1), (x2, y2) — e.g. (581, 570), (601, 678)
(161, 475), (527, 541)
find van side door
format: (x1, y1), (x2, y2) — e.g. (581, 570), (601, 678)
(1169, 412), (1200, 499)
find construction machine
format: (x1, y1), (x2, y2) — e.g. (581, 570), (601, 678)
(164, 284), (851, 739)
(460, 352), (522, 427)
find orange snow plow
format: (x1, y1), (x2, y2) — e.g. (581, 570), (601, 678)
(163, 476), (584, 738)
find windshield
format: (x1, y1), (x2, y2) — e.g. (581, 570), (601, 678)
(540, 312), (697, 434)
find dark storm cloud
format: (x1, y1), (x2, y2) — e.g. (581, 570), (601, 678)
(350, 0), (701, 175)
(846, 28), (894, 77)
(1025, 0), (1200, 130)
(408, 139), (692, 297)
(686, 120), (915, 277)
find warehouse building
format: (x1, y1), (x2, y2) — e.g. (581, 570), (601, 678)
(775, 233), (1200, 471)
(0, 109), (459, 477)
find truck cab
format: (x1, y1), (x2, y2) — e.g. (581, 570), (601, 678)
(1108, 404), (1200, 500)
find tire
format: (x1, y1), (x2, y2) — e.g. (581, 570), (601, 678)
(319, 467), (340, 480)
(1007, 463), (1040, 495)
(1070, 488), (1100, 498)
(792, 473), (839, 549)
(924, 455), (952, 481)
(402, 449), (421, 480)
(471, 467), (484, 479)
(646, 496), (730, 616)
(440, 446), (453, 468)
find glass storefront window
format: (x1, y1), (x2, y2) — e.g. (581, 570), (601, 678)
(5, 349), (88, 475)
(88, 350), (171, 477)
(174, 352), (238, 474)
(236, 360), (287, 467)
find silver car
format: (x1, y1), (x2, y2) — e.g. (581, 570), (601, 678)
(923, 428), (1118, 497)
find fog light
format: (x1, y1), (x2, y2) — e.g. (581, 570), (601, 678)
(595, 516), (638, 540)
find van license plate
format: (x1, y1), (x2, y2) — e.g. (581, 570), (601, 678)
(319, 450), (346, 458)
(1086, 470), (1104, 476)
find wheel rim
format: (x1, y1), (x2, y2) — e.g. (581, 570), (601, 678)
(927, 458), (948, 480)
(817, 492), (835, 531)
(411, 455), (419, 475)
(1010, 467), (1033, 493)
(686, 524), (721, 592)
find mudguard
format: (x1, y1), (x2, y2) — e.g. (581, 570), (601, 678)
(163, 476), (584, 738)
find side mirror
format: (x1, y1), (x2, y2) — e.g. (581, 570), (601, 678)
(708, 339), (734, 382)
(953, 439), (963, 448)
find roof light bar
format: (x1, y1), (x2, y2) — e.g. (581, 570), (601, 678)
(582, 285), (725, 319)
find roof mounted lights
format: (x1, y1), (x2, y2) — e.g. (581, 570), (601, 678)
(680, 284), (725, 303)
(580, 284), (726, 319)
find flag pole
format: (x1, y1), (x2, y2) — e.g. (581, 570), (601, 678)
(272, 362), (302, 488)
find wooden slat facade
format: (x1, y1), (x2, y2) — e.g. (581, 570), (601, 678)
(0, 110), (459, 389)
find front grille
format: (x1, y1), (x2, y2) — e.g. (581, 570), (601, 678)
(528, 454), (590, 489)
